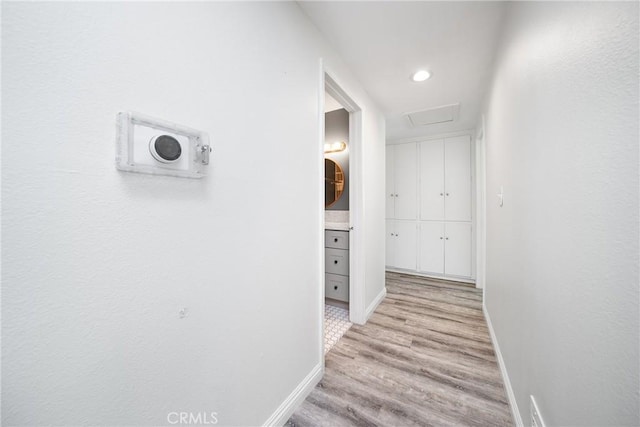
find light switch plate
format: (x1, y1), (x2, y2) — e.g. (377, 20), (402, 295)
(116, 111), (210, 179)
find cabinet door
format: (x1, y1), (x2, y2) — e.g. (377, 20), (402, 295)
(385, 219), (395, 267)
(444, 136), (471, 221)
(385, 146), (395, 219)
(394, 143), (417, 220)
(419, 222), (445, 274)
(420, 140), (445, 221)
(444, 222), (472, 277)
(394, 221), (417, 270)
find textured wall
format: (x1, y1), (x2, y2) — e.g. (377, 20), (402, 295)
(483, 2), (639, 425)
(1, 2), (385, 425)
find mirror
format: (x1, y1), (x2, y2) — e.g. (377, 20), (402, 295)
(325, 158), (345, 208)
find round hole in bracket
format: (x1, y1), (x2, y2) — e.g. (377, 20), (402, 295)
(149, 135), (182, 163)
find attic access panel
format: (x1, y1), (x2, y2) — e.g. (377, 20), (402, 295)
(405, 103), (460, 127)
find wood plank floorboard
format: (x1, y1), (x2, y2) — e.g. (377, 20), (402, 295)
(286, 271), (512, 427)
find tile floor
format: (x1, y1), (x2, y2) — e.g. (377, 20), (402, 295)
(324, 304), (352, 354)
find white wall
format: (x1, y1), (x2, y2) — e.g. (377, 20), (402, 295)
(1, 2), (385, 425)
(362, 110), (387, 313)
(482, 2), (639, 425)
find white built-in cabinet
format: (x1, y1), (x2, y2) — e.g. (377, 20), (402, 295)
(420, 137), (471, 221)
(386, 135), (473, 281)
(386, 220), (416, 271)
(386, 143), (417, 220)
(418, 222), (471, 277)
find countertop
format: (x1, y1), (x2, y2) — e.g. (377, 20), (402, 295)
(325, 222), (350, 231)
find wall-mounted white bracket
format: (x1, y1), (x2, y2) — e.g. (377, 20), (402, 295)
(116, 111), (211, 179)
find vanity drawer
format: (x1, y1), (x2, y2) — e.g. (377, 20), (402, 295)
(326, 247), (349, 276)
(325, 273), (349, 302)
(325, 230), (349, 250)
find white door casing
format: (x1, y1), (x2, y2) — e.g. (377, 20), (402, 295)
(323, 69), (365, 327)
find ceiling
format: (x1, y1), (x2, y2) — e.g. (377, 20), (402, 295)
(299, 1), (507, 141)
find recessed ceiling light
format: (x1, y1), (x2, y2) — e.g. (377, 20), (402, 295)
(412, 70), (431, 82)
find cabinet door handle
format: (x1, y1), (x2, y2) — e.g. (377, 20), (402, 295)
(334, 285), (338, 290)
(334, 238), (338, 242)
(446, 193), (450, 196)
(395, 194), (399, 197)
(390, 193), (394, 197)
(395, 233), (399, 237)
(440, 193), (443, 196)
(440, 237), (443, 240)
(334, 260), (338, 264)
(445, 237), (449, 240)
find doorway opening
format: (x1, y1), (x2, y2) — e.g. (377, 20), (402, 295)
(320, 68), (364, 359)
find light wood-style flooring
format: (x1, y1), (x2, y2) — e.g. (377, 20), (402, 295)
(287, 271), (513, 427)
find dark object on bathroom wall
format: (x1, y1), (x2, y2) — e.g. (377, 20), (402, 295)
(325, 158), (345, 207)
(325, 108), (349, 210)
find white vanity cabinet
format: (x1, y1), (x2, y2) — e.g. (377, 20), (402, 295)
(325, 229), (349, 302)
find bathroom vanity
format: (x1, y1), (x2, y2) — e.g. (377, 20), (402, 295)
(325, 229), (349, 303)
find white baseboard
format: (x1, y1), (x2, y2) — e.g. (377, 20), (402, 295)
(483, 303), (524, 427)
(263, 363), (323, 426)
(364, 287), (387, 322)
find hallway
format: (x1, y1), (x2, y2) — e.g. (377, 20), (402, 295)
(288, 272), (511, 426)
(2, 2), (637, 425)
